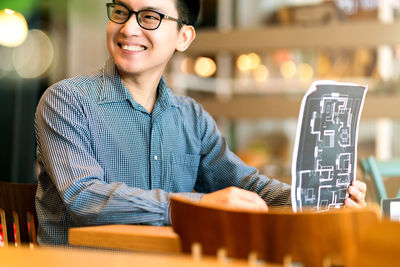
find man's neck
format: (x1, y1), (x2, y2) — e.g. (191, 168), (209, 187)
(119, 71), (163, 113)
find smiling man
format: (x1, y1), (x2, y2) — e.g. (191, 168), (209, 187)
(34, 0), (367, 246)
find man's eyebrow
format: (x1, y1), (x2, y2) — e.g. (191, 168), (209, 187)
(140, 6), (164, 12)
(113, 1), (165, 13)
(114, 0), (130, 8)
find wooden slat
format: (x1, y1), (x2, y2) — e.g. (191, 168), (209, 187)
(0, 209), (7, 246)
(170, 196), (381, 266)
(0, 182), (38, 246)
(0, 247), (268, 267)
(69, 225), (181, 253)
(349, 222), (400, 267)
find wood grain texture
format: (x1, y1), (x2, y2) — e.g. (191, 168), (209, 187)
(171, 196), (381, 267)
(0, 246), (272, 267)
(69, 224), (181, 253)
(349, 221), (400, 267)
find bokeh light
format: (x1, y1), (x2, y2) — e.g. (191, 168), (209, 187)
(237, 53), (262, 72)
(237, 54), (251, 72)
(252, 65), (269, 83)
(280, 60), (297, 79)
(12, 29), (54, 79)
(194, 57), (216, 77)
(0, 9), (28, 47)
(248, 53), (261, 70)
(273, 49), (292, 64)
(298, 63), (314, 82)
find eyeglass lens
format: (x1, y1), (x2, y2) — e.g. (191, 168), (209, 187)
(108, 4), (162, 29)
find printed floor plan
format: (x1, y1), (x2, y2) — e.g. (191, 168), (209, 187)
(291, 81), (367, 212)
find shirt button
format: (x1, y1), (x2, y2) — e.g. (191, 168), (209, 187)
(154, 155), (158, 160)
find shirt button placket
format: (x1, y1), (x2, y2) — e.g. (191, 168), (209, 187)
(150, 122), (161, 188)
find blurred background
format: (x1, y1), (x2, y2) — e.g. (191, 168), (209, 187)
(1, 0), (400, 203)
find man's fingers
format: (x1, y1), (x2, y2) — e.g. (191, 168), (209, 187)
(353, 180), (367, 194)
(232, 188), (268, 209)
(201, 187), (268, 211)
(348, 185), (367, 208)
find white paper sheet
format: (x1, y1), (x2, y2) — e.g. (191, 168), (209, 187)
(291, 81), (367, 212)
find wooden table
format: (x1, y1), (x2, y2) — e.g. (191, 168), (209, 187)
(69, 224), (181, 253)
(1, 246), (277, 267)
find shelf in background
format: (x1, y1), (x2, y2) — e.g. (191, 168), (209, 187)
(187, 21), (400, 54)
(196, 94), (400, 119)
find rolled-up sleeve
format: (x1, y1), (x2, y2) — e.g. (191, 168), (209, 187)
(35, 83), (202, 229)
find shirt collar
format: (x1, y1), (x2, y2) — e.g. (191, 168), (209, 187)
(98, 57), (130, 104)
(98, 57), (178, 109)
(156, 76), (179, 109)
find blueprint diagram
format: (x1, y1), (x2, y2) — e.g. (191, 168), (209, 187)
(291, 81), (367, 212)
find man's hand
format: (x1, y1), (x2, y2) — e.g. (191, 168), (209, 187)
(345, 180), (367, 208)
(200, 186), (268, 211)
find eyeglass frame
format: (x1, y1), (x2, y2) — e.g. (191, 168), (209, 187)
(106, 2), (187, 30)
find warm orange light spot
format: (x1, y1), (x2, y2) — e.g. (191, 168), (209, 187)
(194, 57), (216, 77)
(0, 9), (28, 47)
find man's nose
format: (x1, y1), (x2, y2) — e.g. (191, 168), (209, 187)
(120, 14), (142, 36)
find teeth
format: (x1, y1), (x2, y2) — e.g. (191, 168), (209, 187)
(121, 44), (146, 51)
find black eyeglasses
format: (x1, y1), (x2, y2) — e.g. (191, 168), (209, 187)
(106, 3), (186, 30)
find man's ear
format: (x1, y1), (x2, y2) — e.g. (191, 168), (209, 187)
(176, 25), (196, 52)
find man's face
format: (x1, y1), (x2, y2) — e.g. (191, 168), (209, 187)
(106, 0), (183, 77)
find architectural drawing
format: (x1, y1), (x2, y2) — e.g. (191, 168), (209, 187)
(291, 81), (367, 212)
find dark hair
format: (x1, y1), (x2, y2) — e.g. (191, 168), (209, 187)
(175, 0), (201, 27)
(110, 0), (200, 28)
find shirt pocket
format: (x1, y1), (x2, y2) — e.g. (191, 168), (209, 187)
(168, 152), (201, 192)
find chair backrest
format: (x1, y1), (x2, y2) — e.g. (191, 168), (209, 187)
(360, 156), (400, 202)
(170, 196), (380, 267)
(0, 182), (38, 247)
(349, 221), (400, 267)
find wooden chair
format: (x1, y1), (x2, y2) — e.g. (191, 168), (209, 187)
(170, 196), (380, 267)
(349, 221), (400, 267)
(0, 181), (38, 247)
(360, 156), (400, 203)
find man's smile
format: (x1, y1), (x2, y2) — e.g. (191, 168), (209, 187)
(118, 43), (147, 52)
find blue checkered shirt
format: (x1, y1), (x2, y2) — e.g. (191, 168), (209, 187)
(35, 58), (291, 246)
